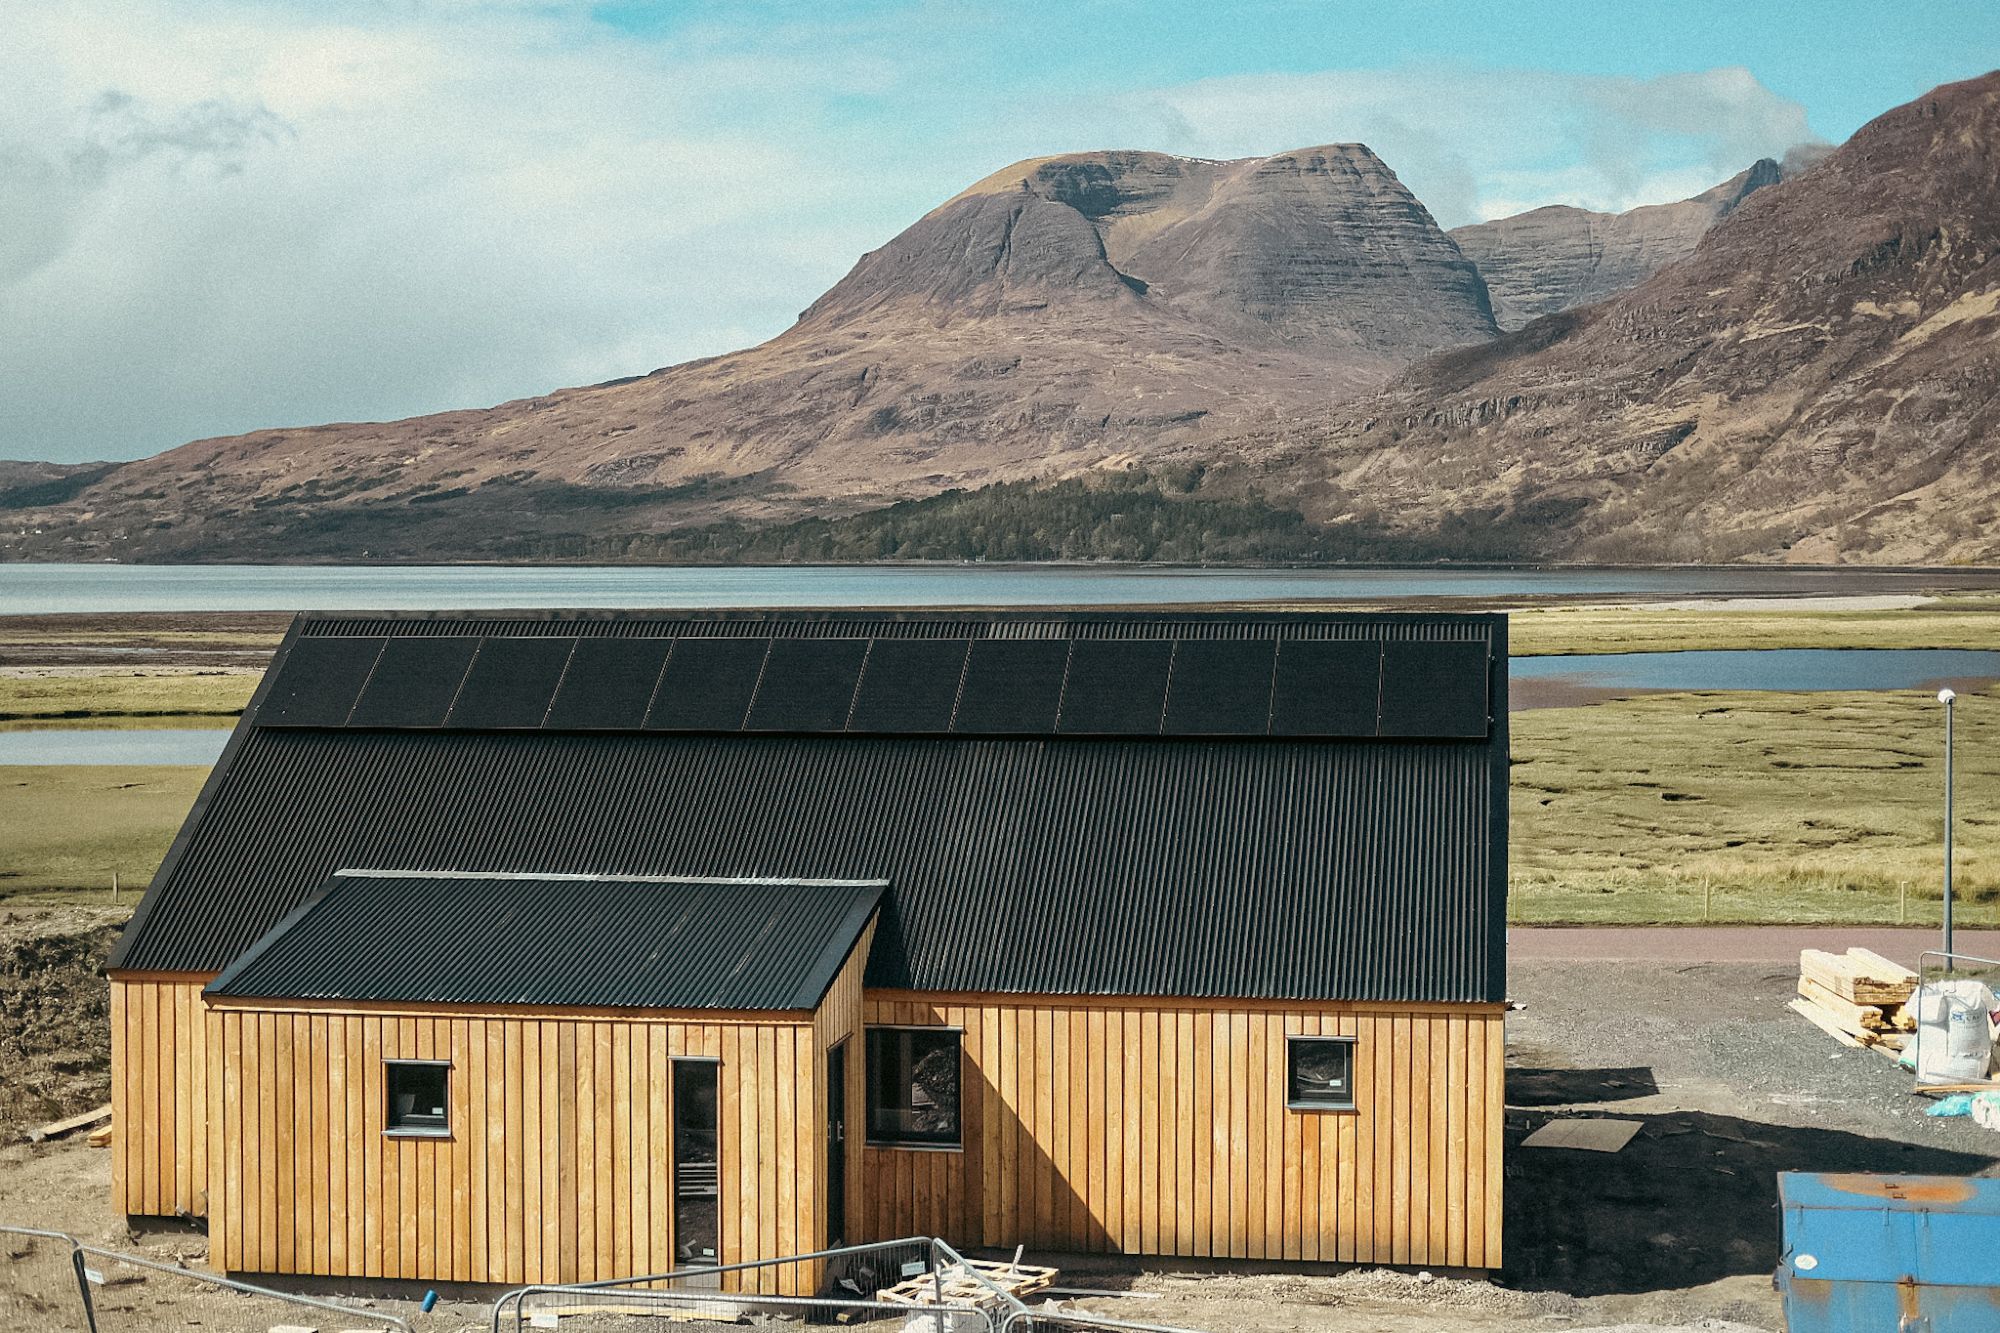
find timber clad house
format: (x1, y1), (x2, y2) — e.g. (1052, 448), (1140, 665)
(108, 609), (1509, 1287)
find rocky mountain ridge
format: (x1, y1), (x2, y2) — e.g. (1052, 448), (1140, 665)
(1449, 159), (1786, 330)
(4, 73), (1997, 563)
(1200, 71), (2000, 564)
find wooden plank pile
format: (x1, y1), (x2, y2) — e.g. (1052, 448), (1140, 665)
(1789, 948), (1918, 1061)
(878, 1258), (1057, 1310)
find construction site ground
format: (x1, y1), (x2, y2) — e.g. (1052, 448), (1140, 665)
(4, 909), (1998, 1332)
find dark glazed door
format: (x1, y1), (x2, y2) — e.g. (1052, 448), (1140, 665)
(672, 1059), (720, 1281)
(826, 1039), (848, 1245)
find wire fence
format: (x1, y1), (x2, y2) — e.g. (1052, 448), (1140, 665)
(494, 1236), (1025, 1333)
(0, 1226), (96, 1332)
(0, 1224), (413, 1333)
(9, 1223), (1203, 1333)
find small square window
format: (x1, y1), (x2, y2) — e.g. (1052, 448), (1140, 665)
(386, 1060), (450, 1135)
(1287, 1036), (1356, 1111)
(865, 1028), (961, 1147)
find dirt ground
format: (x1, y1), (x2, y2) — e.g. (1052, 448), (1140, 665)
(0, 904), (124, 1136)
(3, 916), (1997, 1331)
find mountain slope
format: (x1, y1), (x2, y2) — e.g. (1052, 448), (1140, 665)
(0, 145), (1491, 560)
(1220, 70), (2000, 563)
(1449, 160), (1785, 330)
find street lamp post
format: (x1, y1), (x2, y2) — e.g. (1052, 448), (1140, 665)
(1939, 687), (1957, 959)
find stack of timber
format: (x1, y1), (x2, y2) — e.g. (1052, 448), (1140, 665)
(878, 1259), (1057, 1311)
(1789, 948), (1918, 1061)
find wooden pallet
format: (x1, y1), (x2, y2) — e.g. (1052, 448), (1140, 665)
(878, 1261), (1057, 1309)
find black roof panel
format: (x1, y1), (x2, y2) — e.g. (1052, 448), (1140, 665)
(745, 638), (866, 733)
(1162, 639), (1277, 736)
(1270, 640), (1382, 737)
(952, 639), (1069, 735)
(1379, 640), (1492, 739)
(260, 636), (382, 727)
(544, 637), (672, 730)
(1057, 640), (1172, 735)
(646, 637), (768, 732)
(347, 637), (479, 729)
(849, 638), (968, 735)
(206, 872), (882, 1012)
(444, 637), (575, 730)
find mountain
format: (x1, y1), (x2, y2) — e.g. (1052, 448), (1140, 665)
(1210, 70), (2000, 564)
(0, 144), (1493, 561)
(6, 74), (1998, 566)
(1449, 160), (1786, 330)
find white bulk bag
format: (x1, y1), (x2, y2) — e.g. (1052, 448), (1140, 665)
(1914, 979), (1998, 1084)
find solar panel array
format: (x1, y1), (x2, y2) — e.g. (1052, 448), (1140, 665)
(263, 632), (1491, 739)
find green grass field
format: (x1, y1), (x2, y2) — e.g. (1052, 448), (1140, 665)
(0, 673), (257, 729)
(1510, 599), (2000, 655)
(0, 765), (208, 897)
(1511, 686), (2000, 925)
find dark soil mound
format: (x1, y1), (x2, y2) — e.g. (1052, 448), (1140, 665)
(0, 907), (125, 1135)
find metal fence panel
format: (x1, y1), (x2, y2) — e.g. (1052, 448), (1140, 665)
(0, 1227), (95, 1333)
(511, 1287), (995, 1332)
(494, 1237), (1014, 1333)
(76, 1246), (414, 1332)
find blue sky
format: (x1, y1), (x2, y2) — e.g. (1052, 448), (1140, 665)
(4, 0), (1996, 463)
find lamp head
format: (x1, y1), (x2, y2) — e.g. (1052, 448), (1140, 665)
(1939, 687), (1958, 705)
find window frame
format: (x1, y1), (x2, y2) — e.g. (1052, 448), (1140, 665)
(383, 1057), (454, 1138)
(863, 1023), (964, 1151)
(1284, 1033), (1359, 1113)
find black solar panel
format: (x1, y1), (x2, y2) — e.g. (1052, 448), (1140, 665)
(1057, 640), (1172, 735)
(544, 637), (672, 730)
(745, 638), (866, 732)
(647, 637), (769, 732)
(1162, 639), (1277, 736)
(1378, 640), (1490, 738)
(260, 636), (384, 727)
(346, 637), (480, 729)
(443, 637), (575, 730)
(848, 639), (969, 734)
(952, 639), (1069, 735)
(1270, 641), (1382, 737)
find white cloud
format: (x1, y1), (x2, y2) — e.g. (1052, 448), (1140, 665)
(1057, 64), (1820, 229)
(0, 6), (1830, 465)
(0, 3), (912, 462)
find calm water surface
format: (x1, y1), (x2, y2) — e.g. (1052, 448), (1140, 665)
(0, 729), (229, 765)
(12, 648), (1999, 764)
(7, 562), (1998, 614)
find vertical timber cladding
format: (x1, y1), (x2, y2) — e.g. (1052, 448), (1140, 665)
(109, 975), (219, 1219)
(856, 993), (1507, 1268)
(811, 919), (874, 1249)
(207, 1001), (828, 1290)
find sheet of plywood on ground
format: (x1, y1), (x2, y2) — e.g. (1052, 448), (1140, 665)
(857, 991), (1504, 1267)
(205, 999), (821, 1289)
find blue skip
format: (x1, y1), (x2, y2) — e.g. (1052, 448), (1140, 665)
(1777, 1172), (2000, 1332)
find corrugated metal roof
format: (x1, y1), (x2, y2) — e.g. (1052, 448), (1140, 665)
(114, 741), (1505, 1003)
(112, 609), (1508, 1003)
(204, 872), (883, 1011)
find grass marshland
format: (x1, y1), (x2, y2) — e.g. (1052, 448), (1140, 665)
(1511, 686), (2000, 925)
(0, 672), (257, 729)
(0, 765), (208, 897)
